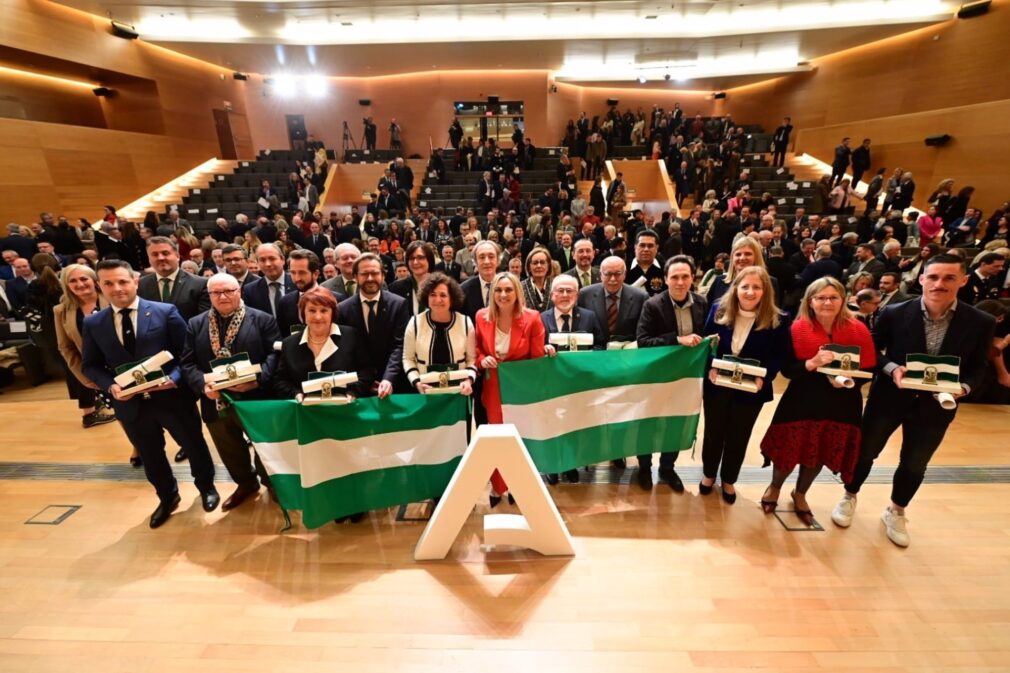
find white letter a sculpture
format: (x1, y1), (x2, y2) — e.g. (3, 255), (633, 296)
(414, 424), (576, 561)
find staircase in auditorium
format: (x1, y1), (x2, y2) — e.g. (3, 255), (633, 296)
(118, 158), (239, 222)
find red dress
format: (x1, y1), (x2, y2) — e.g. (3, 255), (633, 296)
(760, 317), (877, 482)
(474, 307), (546, 493)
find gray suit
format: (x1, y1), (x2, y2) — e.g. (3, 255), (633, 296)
(577, 283), (647, 343)
(320, 275), (354, 296)
(564, 266), (601, 289)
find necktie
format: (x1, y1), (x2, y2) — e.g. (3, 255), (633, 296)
(346, 279), (356, 296)
(120, 307), (136, 355)
(607, 293), (618, 336)
(160, 277), (171, 302)
(581, 272), (590, 287)
(561, 314), (571, 332)
(364, 300), (377, 332)
(269, 281), (281, 316)
(483, 282), (490, 307)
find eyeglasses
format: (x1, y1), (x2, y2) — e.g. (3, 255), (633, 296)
(209, 289), (239, 297)
(811, 296), (841, 303)
(601, 271), (624, 278)
(553, 288), (576, 295)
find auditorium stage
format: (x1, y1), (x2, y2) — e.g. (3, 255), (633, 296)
(1, 381), (1008, 672)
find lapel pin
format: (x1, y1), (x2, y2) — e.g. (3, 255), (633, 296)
(145, 311), (151, 317)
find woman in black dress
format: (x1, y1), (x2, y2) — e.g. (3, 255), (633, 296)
(759, 277), (877, 525)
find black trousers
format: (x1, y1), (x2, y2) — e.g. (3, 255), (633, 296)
(845, 389), (953, 507)
(830, 165), (848, 187)
(637, 450), (679, 471)
(701, 387), (763, 484)
(852, 168), (867, 188)
(207, 408), (269, 491)
(771, 147), (786, 167)
(120, 397), (215, 502)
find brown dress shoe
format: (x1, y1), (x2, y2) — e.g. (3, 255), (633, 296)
(222, 485), (260, 511)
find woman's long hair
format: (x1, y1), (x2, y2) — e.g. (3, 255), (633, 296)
(725, 236), (768, 284)
(484, 272), (525, 323)
(714, 266), (781, 330)
(797, 277), (854, 329)
(30, 253), (61, 297)
(57, 264), (100, 312)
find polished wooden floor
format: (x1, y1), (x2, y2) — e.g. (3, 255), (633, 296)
(1, 379), (1009, 672)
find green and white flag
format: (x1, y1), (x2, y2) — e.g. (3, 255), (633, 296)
(232, 395), (468, 528)
(498, 343), (708, 474)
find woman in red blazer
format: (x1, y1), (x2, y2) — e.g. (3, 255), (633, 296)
(475, 271), (547, 506)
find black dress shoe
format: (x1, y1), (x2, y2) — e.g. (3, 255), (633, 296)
(174, 449), (188, 463)
(349, 512), (366, 523)
(611, 458), (627, 469)
(698, 481), (714, 495)
(129, 455), (143, 468)
(150, 493), (181, 529)
(659, 468), (685, 493)
(222, 485), (259, 511)
(720, 484), (737, 505)
(201, 488), (221, 512)
(563, 469), (580, 483)
(637, 468), (653, 490)
(545, 473), (559, 485)
(82, 411), (116, 428)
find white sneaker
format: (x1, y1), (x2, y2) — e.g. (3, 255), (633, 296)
(831, 494), (857, 528)
(881, 507), (910, 547)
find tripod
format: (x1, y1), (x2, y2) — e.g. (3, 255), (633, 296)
(342, 121), (358, 159)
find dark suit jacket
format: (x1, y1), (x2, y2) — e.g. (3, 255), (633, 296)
(553, 247), (576, 271)
(81, 299), (192, 423)
(540, 306), (605, 350)
(388, 277), (423, 313)
(564, 266), (601, 289)
(434, 261), (462, 282)
(0, 234), (37, 260)
(6, 275), (30, 310)
(846, 257), (885, 281)
(578, 283), (648, 343)
(703, 308), (791, 404)
(180, 307), (281, 423)
(461, 275), (492, 321)
(272, 325), (372, 399)
(304, 233), (331, 259)
(871, 298), (995, 405)
(337, 290), (411, 391)
(799, 258), (844, 287)
(242, 273), (297, 316)
(636, 291), (709, 347)
(138, 271), (210, 322)
(275, 287), (346, 337)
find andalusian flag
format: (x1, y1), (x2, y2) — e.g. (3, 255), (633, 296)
(232, 395), (468, 528)
(498, 343), (708, 474)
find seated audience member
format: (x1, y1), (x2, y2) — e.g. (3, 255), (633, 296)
(180, 273), (280, 511)
(959, 252), (1005, 305)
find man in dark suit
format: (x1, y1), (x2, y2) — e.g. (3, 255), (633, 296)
(337, 253), (411, 397)
(771, 116), (793, 167)
(552, 231), (576, 272)
(475, 171), (495, 214)
(0, 223), (37, 259)
(304, 221), (331, 260)
(831, 255), (995, 547)
(5, 256), (34, 310)
(766, 246), (797, 307)
(799, 245), (844, 288)
(180, 272), (280, 512)
(830, 137), (851, 187)
(276, 250), (345, 336)
(846, 244), (885, 281)
(578, 256), (647, 345)
(321, 243), (361, 297)
(460, 240), (502, 426)
(606, 171), (625, 208)
(435, 245), (462, 282)
(222, 245), (259, 287)
(851, 138), (872, 188)
(626, 229), (665, 296)
(635, 255), (708, 492)
(877, 271), (910, 309)
(540, 274), (605, 484)
(82, 260), (218, 528)
(564, 239), (601, 289)
(242, 243), (296, 318)
(139, 237), (210, 322)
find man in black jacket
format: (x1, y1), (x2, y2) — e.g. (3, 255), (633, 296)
(138, 237), (210, 322)
(830, 137), (852, 187)
(851, 138), (872, 188)
(771, 117), (793, 168)
(831, 255), (996, 547)
(180, 272), (280, 511)
(634, 255), (708, 493)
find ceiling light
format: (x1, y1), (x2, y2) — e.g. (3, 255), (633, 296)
(271, 74), (298, 97)
(304, 75), (328, 98)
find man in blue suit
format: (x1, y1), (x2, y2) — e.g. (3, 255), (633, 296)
(82, 260), (219, 528)
(539, 274), (605, 484)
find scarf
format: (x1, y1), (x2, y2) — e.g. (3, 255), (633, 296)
(209, 304), (246, 358)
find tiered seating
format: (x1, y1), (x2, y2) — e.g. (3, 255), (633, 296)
(737, 154), (815, 217)
(345, 149), (399, 164)
(173, 149), (330, 235)
(416, 148), (567, 215)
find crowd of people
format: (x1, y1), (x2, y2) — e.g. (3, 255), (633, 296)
(1, 110), (1008, 545)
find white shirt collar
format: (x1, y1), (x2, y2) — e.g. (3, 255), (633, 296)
(300, 323), (342, 371)
(360, 290), (380, 302)
(630, 258), (661, 270)
(157, 268), (180, 283)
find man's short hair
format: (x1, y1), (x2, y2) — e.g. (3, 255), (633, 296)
(856, 288), (880, 303)
(924, 253), (966, 273)
(222, 244), (247, 258)
(146, 236), (177, 251)
(96, 259), (134, 273)
(769, 246), (784, 257)
(978, 252), (1004, 266)
(635, 229), (659, 245)
(288, 249), (320, 272)
(880, 271), (901, 284)
(857, 243), (875, 253)
(256, 242), (284, 260)
(352, 252), (383, 275)
(664, 254), (695, 276)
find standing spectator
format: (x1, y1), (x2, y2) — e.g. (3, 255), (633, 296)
(363, 117), (377, 151)
(830, 138), (852, 187)
(771, 117), (793, 168)
(850, 139), (872, 188)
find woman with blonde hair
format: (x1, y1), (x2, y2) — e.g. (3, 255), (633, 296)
(53, 265), (119, 432)
(759, 277), (876, 524)
(474, 271), (546, 506)
(705, 236), (773, 305)
(700, 266), (791, 503)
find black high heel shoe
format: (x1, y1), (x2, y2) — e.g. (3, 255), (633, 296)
(720, 483), (737, 505)
(791, 490), (814, 526)
(129, 455), (143, 468)
(760, 487), (779, 514)
(698, 480), (714, 495)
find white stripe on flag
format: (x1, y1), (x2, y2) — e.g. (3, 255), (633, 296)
(908, 362), (960, 375)
(501, 378), (702, 442)
(255, 420), (468, 488)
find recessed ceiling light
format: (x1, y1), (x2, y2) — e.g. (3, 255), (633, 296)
(341, 21), (352, 26)
(645, 15), (658, 19)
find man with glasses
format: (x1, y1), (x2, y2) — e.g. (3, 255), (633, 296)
(180, 273), (280, 511)
(337, 253), (411, 397)
(321, 243), (361, 296)
(221, 245), (258, 287)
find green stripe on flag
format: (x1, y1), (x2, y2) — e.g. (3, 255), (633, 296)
(498, 340), (712, 405)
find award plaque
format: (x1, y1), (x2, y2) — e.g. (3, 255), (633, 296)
(899, 354), (961, 409)
(816, 344), (873, 388)
(113, 350), (173, 397)
(301, 371), (358, 405)
(418, 365), (471, 394)
(548, 331), (594, 352)
(204, 353), (262, 391)
(712, 356), (767, 393)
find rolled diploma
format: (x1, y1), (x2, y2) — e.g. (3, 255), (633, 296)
(937, 392), (957, 410)
(834, 375), (855, 389)
(115, 350), (173, 387)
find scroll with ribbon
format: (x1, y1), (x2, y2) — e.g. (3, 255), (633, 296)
(113, 350), (173, 397)
(204, 353), (262, 391)
(548, 331), (594, 352)
(418, 365), (470, 394)
(712, 356), (767, 393)
(816, 344), (873, 388)
(899, 354), (961, 409)
(301, 371), (358, 405)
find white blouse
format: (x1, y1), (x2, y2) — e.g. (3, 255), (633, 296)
(731, 309), (756, 355)
(495, 326), (511, 360)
